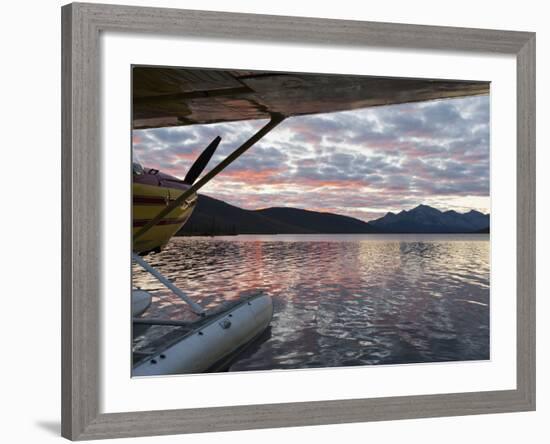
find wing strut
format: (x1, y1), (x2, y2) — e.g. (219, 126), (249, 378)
(133, 113), (286, 244)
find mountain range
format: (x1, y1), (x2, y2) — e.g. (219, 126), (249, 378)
(368, 204), (490, 233)
(177, 195), (489, 235)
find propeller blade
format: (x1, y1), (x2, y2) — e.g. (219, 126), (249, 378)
(183, 136), (222, 184)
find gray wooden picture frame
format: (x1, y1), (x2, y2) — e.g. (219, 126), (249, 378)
(61, 2), (536, 440)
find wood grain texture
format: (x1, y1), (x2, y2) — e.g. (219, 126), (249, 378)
(61, 2), (536, 440)
(61, 4), (73, 438)
(75, 390), (532, 440)
(516, 34), (536, 409)
(76, 2), (531, 53)
(62, 3), (101, 439)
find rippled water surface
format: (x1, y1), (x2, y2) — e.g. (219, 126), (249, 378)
(132, 234), (490, 371)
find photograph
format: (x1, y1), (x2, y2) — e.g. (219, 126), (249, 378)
(130, 66), (491, 377)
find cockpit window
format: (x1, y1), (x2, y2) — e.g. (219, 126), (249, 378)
(133, 148), (146, 175)
(133, 161), (145, 176)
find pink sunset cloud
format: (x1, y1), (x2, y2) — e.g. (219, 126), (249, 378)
(133, 95), (490, 220)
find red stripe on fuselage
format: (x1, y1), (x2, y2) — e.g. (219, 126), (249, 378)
(133, 195), (169, 205)
(133, 217), (189, 228)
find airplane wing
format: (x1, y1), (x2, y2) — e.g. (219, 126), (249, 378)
(133, 67), (489, 130)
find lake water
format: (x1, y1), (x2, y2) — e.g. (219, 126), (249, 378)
(132, 234), (490, 371)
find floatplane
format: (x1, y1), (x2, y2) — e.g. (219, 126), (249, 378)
(131, 67), (489, 376)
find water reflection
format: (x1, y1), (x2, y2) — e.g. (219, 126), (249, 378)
(133, 234), (490, 371)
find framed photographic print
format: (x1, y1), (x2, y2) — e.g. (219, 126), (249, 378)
(61, 2), (535, 440)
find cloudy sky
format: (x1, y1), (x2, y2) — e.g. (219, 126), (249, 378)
(132, 95), (490, 222)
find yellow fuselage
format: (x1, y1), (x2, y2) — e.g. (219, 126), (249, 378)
(133, 181), (197, 254)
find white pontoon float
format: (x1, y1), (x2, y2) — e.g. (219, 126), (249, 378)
(132, 254), (273, 376)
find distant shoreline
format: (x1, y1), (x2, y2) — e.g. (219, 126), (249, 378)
(176, 231), (490, 238)
(177, 195), (490, 238)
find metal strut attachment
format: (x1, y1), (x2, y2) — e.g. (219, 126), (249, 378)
(132, 253), (206, 315)
(133, 113), (286, 243)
